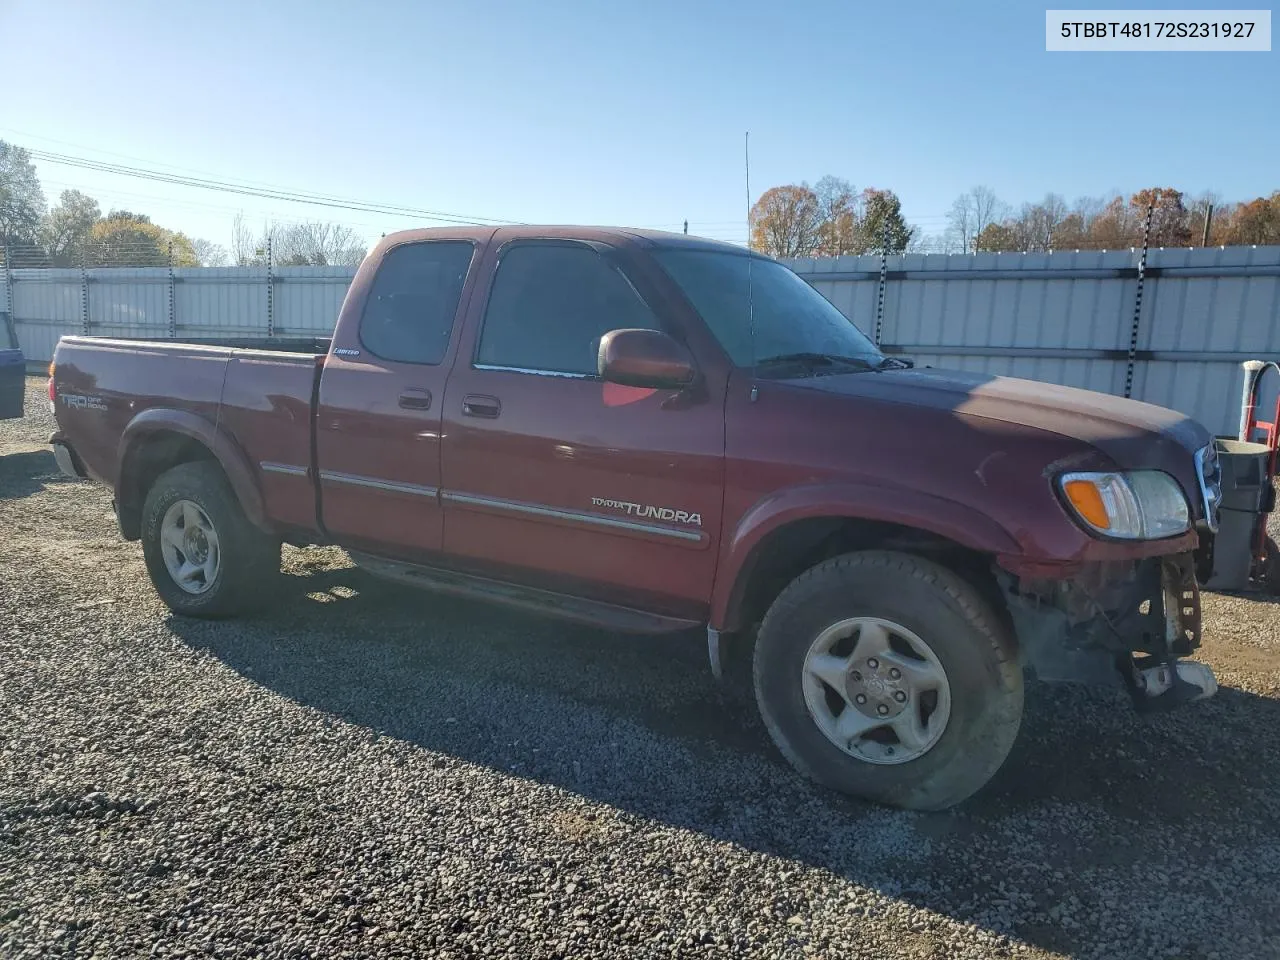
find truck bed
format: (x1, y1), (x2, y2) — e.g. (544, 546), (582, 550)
(52, 334), (325, 539)
(99, 335), (332, 354)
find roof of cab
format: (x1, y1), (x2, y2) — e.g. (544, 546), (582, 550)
(376, 225), (758, 255)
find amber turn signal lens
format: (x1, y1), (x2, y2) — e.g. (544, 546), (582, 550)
(1063, 479), (1110, 530)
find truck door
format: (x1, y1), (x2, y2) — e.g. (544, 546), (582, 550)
(315, 238), (479, 559)
(439, 239), (726, 619)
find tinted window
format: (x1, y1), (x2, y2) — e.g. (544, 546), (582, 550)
(476, 244), (660, 375)
(654, 249), (881, 367)
(359, 241), (474, 365)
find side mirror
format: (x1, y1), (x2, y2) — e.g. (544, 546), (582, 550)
(597, 329), (696, 389)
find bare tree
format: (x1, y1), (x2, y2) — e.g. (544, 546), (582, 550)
(946, 186), (1008, 253)
(272, 221), (366, 266)
(191, 237), (229, 267)
(231, 213), (257, 266)
(812, 176), (861, 256)
(1013, 193), (1068, 251)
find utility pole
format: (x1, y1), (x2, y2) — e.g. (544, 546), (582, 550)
(1201, 203), (1214, 247)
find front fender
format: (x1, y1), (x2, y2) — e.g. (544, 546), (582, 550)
(117, 407), (268, 531)
(710, 481), (1023, 631)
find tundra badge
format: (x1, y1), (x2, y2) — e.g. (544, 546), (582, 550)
(592, 497), (702, 527)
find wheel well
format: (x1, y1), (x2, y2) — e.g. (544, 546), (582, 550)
(117, 431), (218, 540)
(727, 517), (1005, 633)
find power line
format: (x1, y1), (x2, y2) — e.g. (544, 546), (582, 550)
(25, 147), (522, 227)
(38, 177), (417, 237)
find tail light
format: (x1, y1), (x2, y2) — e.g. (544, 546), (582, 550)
(47, 361), (56, 412)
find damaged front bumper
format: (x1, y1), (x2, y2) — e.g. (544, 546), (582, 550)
(999, 552), (1218, 712)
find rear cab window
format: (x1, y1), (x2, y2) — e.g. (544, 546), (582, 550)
(475, 242), (661, 376)
(359, 241), (475, 365)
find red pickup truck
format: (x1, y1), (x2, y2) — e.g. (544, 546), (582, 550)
(49, 226), (1222, 810)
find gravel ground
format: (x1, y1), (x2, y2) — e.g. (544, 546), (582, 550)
(3, 373), (1280, 959)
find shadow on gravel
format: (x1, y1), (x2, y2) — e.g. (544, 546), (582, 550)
(0, 448), (75, 500)
(166, 563), (1280, 956)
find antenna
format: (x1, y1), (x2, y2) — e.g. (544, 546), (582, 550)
(745, 131), (756, 389)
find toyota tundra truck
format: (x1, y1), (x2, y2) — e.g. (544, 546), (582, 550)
(48, 226), (1222, 810)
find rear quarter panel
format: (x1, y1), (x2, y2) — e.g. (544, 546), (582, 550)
(53, 338), (229, 487)
(218, 351), (321, 534)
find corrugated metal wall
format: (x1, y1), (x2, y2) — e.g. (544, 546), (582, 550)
(8, 265), (358, 354)
(789, 245), (1280, 435)
(6, 248), (1280, 435)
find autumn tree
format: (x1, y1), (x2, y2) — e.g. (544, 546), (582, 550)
(749, 185), (822, 258)
(0, 140), (45, 245)
(1049, 212), (1089, 249)
(1223, 192), (1280, 245)
(41, 190), (100, 266)
(975, 222), (1021, 252)
(1084, 196), (1139, 249)
(1131, 188), (1191, 247)
(87, 211), (198, 266)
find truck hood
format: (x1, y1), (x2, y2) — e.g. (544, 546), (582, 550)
(795, 367), (1211, 464)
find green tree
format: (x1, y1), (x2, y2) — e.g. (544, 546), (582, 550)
(41, 190), (101, 266)
(859, 188), (913, 253)
(0, 140), (46, 245)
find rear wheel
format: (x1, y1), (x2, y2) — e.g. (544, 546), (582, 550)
(753, 550), (1022, 811)
(141, 461), (280, 618)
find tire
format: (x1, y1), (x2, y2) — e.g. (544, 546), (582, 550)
(140, 461), (281, 618)
(753, 550), (1022, 811)
(1263, 536), (1280, 595)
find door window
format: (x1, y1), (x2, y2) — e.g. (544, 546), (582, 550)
(476, 243), (660, 376)
(359, 241), (475, 365)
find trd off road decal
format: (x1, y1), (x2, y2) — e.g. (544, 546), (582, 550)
(592, 497), (702, 527)
(59, 394), (107, 411)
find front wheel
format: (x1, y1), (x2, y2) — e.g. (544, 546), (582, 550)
(753, 550), (1023, 811)
(141, 461), (280, 618)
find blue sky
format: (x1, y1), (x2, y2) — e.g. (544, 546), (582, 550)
(2, 0), (1276, 250)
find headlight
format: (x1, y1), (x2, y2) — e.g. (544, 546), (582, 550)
(1059, 471), (1190, 540)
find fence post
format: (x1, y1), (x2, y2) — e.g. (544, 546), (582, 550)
(167, 241), (176, 338)
(266, 236), (274, 338)
(80, 251), (90, 336)
(874, 219), (889, 346)
(2, 245), (17, 351)
(1123, 201), (1156, 399)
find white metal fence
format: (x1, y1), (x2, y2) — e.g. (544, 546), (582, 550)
(4, 247), (1280, 435)
(1, 265), (353, 366)
(787, 245), (1280, 436)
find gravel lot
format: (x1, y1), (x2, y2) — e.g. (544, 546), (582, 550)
(4, 373), (1280, 959)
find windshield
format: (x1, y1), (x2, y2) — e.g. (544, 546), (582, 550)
(653, 249), (882, 368)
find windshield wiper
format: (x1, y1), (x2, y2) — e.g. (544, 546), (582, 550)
(875, 355), (915, 370)
(755, 352), (877, 374)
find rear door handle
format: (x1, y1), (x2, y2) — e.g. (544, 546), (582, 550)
(462, 394), (501, 418)
(398, 389), (432, 411)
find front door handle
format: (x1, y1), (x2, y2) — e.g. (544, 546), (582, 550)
(462, 394), (502, 418)
(398, 389), (432, 411)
